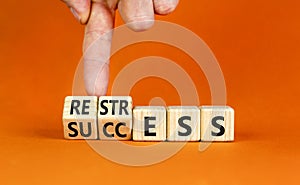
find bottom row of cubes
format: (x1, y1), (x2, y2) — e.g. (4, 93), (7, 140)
(63, 96), (234, 141)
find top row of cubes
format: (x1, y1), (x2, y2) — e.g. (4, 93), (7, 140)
(63, 96), (234, 141)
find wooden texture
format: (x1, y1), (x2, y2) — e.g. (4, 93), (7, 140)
(133, 106), (166, 141)
(98, 96), (132, 140)
(63, 96), (98, 139)
(200, 106), (234, 141)
(167, 106), (200, 141)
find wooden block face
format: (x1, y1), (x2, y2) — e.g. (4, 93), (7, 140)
(167, 106), (200, 141)
(63, 96), (98, 139)
(98, 96), (132, 140)
(200, 106), (234, 141)
(133, 106), (166, 141)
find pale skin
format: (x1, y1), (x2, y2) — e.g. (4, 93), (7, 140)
(62, 0), (179, 96)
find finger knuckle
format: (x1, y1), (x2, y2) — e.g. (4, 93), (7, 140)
(155, 3), (176, 14)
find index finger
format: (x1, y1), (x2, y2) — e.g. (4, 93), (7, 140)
(83, 1), (115, 96)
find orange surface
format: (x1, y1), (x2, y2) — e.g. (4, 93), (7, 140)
(0, 0), (299, 184)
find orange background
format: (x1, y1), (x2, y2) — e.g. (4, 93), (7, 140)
(1, 0), (299, 184)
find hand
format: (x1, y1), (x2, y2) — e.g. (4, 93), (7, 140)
(62, 0), (179, 96)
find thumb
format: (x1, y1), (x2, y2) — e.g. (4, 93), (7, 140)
(62, 0), (91, 24)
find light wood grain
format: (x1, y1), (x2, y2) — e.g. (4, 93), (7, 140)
(167, 106), (200, 141)
(62, 96), (98, 139)
(98, 96), (132, 140)
(133, 106), (166, 141)
(200, 106), (234, 141)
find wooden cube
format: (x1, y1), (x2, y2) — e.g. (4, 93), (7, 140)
(98, 96), (132, 140)
(167, 106), (200, 141)
(63, 96), (98, 139)
(200, 106), (234, 141)
(133, 106), (166, 141)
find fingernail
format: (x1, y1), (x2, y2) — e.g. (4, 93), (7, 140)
(70, 7), (81, 23)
